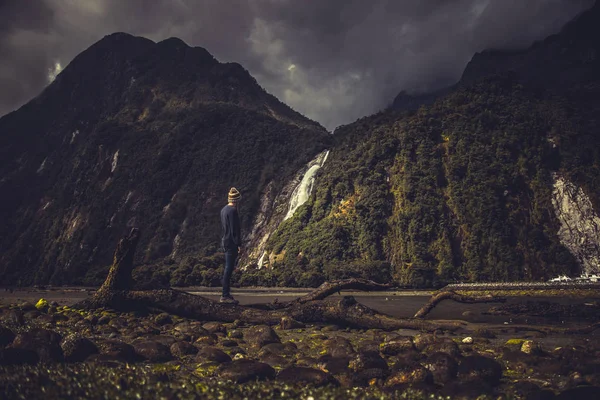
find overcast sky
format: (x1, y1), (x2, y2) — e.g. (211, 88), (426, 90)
(0, 0), (594, 130)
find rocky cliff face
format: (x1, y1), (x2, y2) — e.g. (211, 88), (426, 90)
(0, 33), (329, 286)
(552, 174), (600, 274)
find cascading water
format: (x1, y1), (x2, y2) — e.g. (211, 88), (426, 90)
(248, 150), (330, 269)
(284, 150), (329, 220)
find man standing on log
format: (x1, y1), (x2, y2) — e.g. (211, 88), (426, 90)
(220, 187), (242, 304)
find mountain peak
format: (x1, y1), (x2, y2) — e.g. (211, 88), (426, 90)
(460, 0), (600, 88)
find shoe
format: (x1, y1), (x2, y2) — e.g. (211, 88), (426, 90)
(219, 296), (239, 305)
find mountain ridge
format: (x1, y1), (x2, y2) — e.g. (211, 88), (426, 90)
(0, 32), (329, 286)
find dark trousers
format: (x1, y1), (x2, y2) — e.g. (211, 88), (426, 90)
(222, 248), (238, 297)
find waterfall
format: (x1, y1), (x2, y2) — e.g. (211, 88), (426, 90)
(284, 150), (329, 221)
(245, 150), (330, 269)
(552, 173), (600, 274)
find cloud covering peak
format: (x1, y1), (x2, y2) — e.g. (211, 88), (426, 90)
(0, 0), (594, 129)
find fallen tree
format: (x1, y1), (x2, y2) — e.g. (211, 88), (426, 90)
(73, 229), (600, 334)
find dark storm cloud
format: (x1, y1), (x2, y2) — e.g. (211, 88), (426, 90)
(0, 0), (595, 130)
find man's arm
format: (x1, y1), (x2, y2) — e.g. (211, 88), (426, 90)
(231, 209), (242, 250)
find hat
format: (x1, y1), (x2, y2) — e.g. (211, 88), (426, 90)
(228, 187), (242, 202)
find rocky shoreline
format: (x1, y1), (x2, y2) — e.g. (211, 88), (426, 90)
(1, 296), (600, 399)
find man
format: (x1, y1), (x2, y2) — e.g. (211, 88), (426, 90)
(220, 187), (242, 304)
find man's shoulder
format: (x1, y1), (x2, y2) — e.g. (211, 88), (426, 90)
(221, 205), (236, 214)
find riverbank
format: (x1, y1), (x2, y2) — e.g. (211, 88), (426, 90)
(2, 287), (600, 399)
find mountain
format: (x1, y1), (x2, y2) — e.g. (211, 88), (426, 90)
(0, 32), (329, 286)
(245, 2), (600, 287)
(461, 0), (600, 90)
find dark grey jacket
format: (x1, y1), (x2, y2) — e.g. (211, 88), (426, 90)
(220, 205), (241, 251)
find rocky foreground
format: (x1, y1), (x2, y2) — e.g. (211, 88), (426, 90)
(1, 298), (600, 399)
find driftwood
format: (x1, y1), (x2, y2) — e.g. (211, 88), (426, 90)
(73, 228), (462, 332)
(413, 290), (507, 319)
(73, 229), (600, 334)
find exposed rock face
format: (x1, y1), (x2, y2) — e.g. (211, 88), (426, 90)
(552, 175), (600, 274)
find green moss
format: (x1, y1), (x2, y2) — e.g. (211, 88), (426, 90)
(35, 298), (49, 311)
(505, 339), (526, 346)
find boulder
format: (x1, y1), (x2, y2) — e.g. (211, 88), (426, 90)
(154, 313), (173, 326)
(0, 347), (39, 365)
(259, 352), (291, 369)
(96, 339), (138, 362)
(132, 340), (173, 362)
(202, 322), (227, 334)
(457, 355), (503, 386)
(380, 337), (414, 355)
(195, 346), (231, 364)
(277, 366), (338, 387)
(244, 325), (280, 348)
(0, 326), (15, 347)
(386, 362), (433, 387)
(280, 317), (305, 330)
(423, 352), (458, 385)
(170, 341), (198, 357)
(218, 359), (276, 383)
(12, 328), (63, 363)
(61, 334), (98, 362)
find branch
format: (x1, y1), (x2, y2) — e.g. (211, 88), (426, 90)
(414, 290), (506, 319)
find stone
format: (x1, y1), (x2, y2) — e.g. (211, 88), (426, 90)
(462, 337), (474, 344)
(0, 326), (15, 347)
(259, 352), (291, 368)
(132, 340), (173, 362)
(424, 340), (460, 358)
(386, 362), (433, 387)
(218, 359), (276, 383)
(277, 366), (338, 387)
(413, 333), (437, 351)
(18, 302), (36, 311)
(35, 298), (49, 311)
(96, 340), (138, 362)
(258, 342), (296, 358)
(195, 346), (231, 363)
(349, 351), (388, 372)
(423, 352), (458, 385)
(154, 313), (173, 326)
(202, 322), (227, 334)
(280, 317), (305, 330)
(316, 355), (351, 375)
(244, 325), (280, 348)
(61, 334), (98, 362)
(457, 355), (503, 386)
(321, 325), (340, 332)
(380, 337), (414, 355)
(221, 339), (238, 347)
(0, 347), (39, 365)
(325, 337), (355, 358)
(170, 341), (198, 357)
(12, 328), (63, 363)
(0, 310), (24, 327)
(227, 329), (243, 339)
(521, 340), (543, 355)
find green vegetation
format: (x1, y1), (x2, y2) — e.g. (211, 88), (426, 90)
(247, 75), (600, 287)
